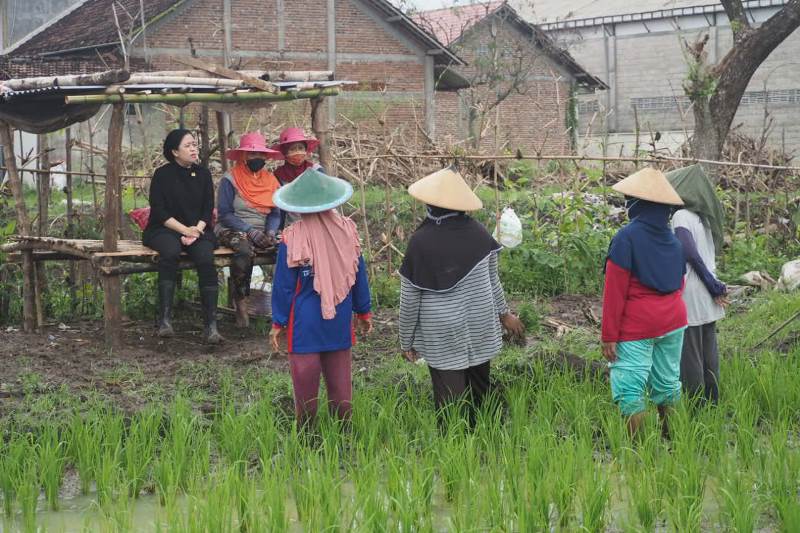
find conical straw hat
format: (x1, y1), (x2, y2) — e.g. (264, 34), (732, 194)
(272, 167), (353, 213)
(408, 168), (483, 211)
(611, 167), (684, 206)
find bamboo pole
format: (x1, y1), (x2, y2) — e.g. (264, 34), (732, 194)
(216, 111), (228, 173)
(311, 97), (332, 172)
(35, 133), (51, 326)
(65, 127), (77, 307)
(103, 104), (125, 348)
(64, 87), (340, 105)
(0, 122), (36, 331)
(199, 106), (211, 167)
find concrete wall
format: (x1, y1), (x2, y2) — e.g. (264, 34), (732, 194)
(547, 5), (800, 158)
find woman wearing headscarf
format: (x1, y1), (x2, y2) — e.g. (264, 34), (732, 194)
(216, 132), (282, 328)
(270, 127), (322, 229)
(398, 168), (524, 424)
(601, 167), (687, 437)
(143, 128), (222, 344)
(666, 165), (728, 406)
(269, 168), (372, 424)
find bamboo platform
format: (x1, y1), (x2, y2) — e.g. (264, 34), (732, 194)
(2, 236), (276, 275)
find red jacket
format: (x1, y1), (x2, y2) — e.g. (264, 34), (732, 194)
(601, 259), (687, 343)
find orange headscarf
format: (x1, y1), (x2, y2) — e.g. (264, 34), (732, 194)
(230, 154), (280, 214)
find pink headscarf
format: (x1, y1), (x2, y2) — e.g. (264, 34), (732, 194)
(281, 210), (361, 320)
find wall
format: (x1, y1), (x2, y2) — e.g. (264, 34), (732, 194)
(548, 5), (800, 158)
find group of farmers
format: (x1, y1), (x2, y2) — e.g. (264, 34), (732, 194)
(144, 127), (726, 433)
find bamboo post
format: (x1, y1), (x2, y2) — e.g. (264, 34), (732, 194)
(216, 111), (228, 173)
(65, 127), (77, 306)
(0, 122), (36, 331)
(88, 118), (99, 216)
(199, 106), (211, 168)
(311, 97), (332, 173)
(35, 133), (51, 326)
(102, 104), (125, 347)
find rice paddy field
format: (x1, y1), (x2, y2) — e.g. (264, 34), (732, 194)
(1, 290), (799, 532)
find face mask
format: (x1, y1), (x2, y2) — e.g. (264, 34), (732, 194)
(287, 153), (306, 166)
(246, 158), (266, 173)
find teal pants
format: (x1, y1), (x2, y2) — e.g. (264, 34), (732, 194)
(610, 327), (685, 416)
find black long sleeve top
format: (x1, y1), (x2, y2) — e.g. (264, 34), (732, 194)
(143, 162), (215, 241)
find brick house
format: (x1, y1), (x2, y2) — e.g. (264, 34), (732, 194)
(0, 0), (467, 147)
(414, 1), (606, 155)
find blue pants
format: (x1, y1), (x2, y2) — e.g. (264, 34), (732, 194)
(610, 327), (685, 416)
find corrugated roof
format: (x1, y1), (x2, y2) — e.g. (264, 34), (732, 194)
(520, 0), (716, 23)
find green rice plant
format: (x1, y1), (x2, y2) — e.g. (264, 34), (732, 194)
(764, 426), (800, 531)
(253, 399), (281, 470)
(123, 405), (163, 498)
(622, 445), (663, 532)
(291, 448), (342, 531)
(352, 459), (389, 531)
(182, 468), (237, 533)
(214, 403), (255, 476)
(259, 464), (290, 532)
(665, 420), (708, 533)
(435, 425), (477, 503)
(732, 389), (760, 468)
(154, 396), (202, 500)
(67, 409), (102, 494)
(385, 451), (434, 532)
(716, 455), (759, 533)
(550, 437), (580, 528)
(578, 449), (610, 532)
(0, 433), (26, 518)
(15, 452), (39, 533)
(36, 424), (67, 510)
(95, 411), (125, 506)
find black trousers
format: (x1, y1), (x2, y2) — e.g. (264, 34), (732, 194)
(216, 229), (253, 299)
(681, 322), (720, 405)
(144, 229), (217, 288)
(429, 361), (491, 427)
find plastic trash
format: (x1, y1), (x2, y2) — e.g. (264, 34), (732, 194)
(493, 207), (523, 248)
(777, 259), (800, 291)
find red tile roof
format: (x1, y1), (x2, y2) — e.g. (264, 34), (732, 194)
(413, 1), (504, 45)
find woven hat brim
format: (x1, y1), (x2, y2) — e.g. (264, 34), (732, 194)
(273, 179), (353, 214)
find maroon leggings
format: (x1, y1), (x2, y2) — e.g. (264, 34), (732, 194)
(288, 349), (352, 422)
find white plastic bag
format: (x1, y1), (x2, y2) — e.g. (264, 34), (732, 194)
(777, 259), (800, 291)
(493, 207), (523, 248)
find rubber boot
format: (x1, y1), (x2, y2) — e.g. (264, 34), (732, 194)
(200, 287), (224, 344)
(156, 280), (175, 338)
(234, 296), (250, 328)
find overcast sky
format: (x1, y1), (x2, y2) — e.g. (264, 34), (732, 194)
(397, 0), (457, 12)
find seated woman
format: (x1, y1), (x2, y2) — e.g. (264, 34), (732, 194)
(269, 168), (372, 424)
(270, 127), (322, 229)
(143, 128), (223, 344)
(215, 132), (282, 328)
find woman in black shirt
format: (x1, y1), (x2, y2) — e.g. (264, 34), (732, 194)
(144, 129), (223, 343)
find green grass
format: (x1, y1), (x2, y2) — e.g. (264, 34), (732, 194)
(0, 292), (798, 530)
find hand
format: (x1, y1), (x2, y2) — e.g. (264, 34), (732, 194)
(355, 315), (373, 335)
(714, 295), (730, 308)
(248, 228), (272, 249)
(180, 235), (197, 246)
(401, 349), (419, 363)
(270, 327), (283, 352)
(602, 342), (617, 362)
(500, 312), (525, 337)
(185, 226), (202, 238)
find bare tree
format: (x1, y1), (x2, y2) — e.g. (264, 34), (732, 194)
(683, 0), (800, 167)
(417, 3), (549, 149)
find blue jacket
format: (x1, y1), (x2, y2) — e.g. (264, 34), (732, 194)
(271, 242), (371, 353)
(217, 178), (281, 234)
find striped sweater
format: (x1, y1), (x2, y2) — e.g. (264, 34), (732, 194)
(399, 251), (509, 370)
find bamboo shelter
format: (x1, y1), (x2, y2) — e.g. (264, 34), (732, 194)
(0, 68), (350, 346)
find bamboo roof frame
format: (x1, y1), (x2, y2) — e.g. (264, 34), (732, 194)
(0, 68), (345, 345)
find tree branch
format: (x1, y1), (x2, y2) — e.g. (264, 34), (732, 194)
(720, 0), (751, 40)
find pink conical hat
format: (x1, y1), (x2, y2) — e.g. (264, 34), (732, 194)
(226, 131), (282, 160)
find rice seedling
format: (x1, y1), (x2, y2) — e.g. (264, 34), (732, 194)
(0, 432), (26, 518)
(550, 437), (580, 529)
(716, 454), (759, 533)
(385, 451), (434, 532)
(578, 443), (610, 532)
(123, 405), (163, 498)
(66, 408), (102, 495)
(352, 458), (390, 531)
(15, 451), (40, 533)
(36, 424), (67, 510)
(291, 445), (343, 531)
(214, 402), (255, 476)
